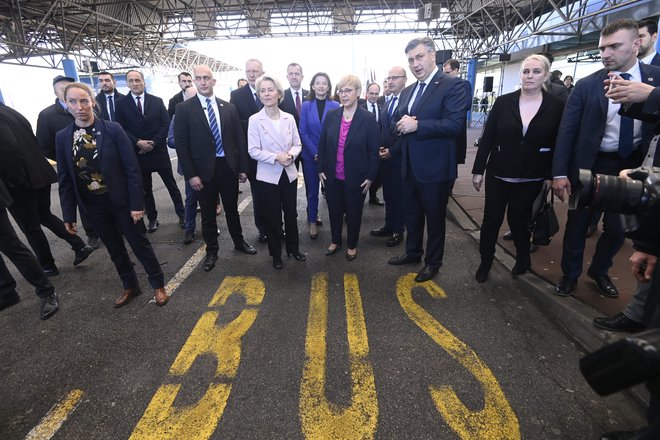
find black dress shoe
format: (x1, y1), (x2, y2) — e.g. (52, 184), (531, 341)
(554, 276), (577, 297)
(183, 230), (195, 244)
(387, 233), (403, 247)
(273, 257), (283, 269)
(0, 292), (20, 312)
(388, 253), (421, 265)
(235, 241), (257, 255)
(369, 197), (384, 206)
(257, 232), (268, 243)
(325, 244), (341, 256)
(287, 251), (307, 261)
(475, 261), (491, 283)
(203, 254), (218, 272)
(370, 226), (392, 237)
(73, 245), (94, 266)
(587, 271), (618, 298)
(147, 219), (159, 233)
(87, 236), (100, 250)
(42, 265), (59, 277)
(593, 312), (646, 333)
(415, 265), (439, 282)
(511, 263), (531, 279)
(346, 251), (357, 261)
(178, 216), (186, 229)
(40, 293), (59, 320)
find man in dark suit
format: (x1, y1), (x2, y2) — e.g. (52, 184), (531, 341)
(115, 69), (185, 233)
(361, 82), (384, 205)
(0, 103), (93, 276)
(279, 63), (308, 126)
(371, 66), (408, 247)
(377, 79), (391, 107)
(230, 58), (269, 242)
(443, 59), (473, 165)
(638, 19), (660, 66)
(552, 19), (660, 297)
(175, 65), (257, 272)
(388, 37), (468, 282)
(167, 72), (193, 118)
(95, 71), (125, 122)
(36, 75), (100, 249)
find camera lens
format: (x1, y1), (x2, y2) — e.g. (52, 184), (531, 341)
(569, 169), (644, 214)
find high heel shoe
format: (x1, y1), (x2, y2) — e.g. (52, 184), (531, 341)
(345, 249), (357, 261)
(287, 251), (307, 261)
(273, 257), (283, 269)
(325, 244), (341, 256)
(309, 223), (318, 240)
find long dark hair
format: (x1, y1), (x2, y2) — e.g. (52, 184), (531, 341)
(308, 72), (332, 101)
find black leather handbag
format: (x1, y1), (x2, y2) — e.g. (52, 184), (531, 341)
(530, 182), (560, 246)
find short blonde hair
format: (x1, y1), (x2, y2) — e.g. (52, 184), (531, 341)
(63, 82), (95, 102)
(336, 75), (361, 95)
(255, 74), (284, 104)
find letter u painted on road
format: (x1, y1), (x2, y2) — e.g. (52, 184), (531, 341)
(129, 276), (265, 440)
(299, 273), (379, 440)
(396, 273), (520, 440)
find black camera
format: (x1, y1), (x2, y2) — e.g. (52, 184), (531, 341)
(569, 167), (660, 231)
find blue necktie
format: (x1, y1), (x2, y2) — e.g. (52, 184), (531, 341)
(387, 96), (398, 121)
(206, 98), (224, 157)
(254, 92), (263, 110)
(618, 73), (634, 158)
(410, 82), (426, 114)
(107, 95), (115, 121)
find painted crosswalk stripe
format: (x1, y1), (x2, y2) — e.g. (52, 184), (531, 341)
(25, 389), (85, 440)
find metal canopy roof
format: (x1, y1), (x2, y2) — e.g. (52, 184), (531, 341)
(0, 0), (646, 72)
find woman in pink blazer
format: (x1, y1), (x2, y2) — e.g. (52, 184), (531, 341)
(248, 75), (305, 269)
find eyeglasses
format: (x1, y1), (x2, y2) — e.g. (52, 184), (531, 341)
(407, 52), (431, 64)
(337, 88), (355, 95)
(385, 75), (405, 81)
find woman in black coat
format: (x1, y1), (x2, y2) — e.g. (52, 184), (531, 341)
(471, 55), (565, 282)
(317, 75), (380, 261)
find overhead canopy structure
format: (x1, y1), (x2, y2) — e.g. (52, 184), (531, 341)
(0, 0), (653, 72)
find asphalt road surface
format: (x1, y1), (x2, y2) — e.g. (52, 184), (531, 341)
(0, 171), (646, 439)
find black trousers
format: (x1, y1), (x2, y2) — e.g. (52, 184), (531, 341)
(247, 157), (267, 235)
(142, 166), (185, 221)
(0, 208), (54, 300)
(403, 161), (451, 268)
(479, 173), (543, 266)
(254, 171), (299, 258)
(381, 156), (404, 234)
(8, 185), (86, 268)
(368, 165), (382, 201)
(82, 193), (164, 290)
(561, 150), (642, 279)
(198, 157), (245, 256)
(325, 178), (366, 249)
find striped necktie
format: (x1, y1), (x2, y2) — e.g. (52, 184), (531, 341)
(206, 98), (224, 157)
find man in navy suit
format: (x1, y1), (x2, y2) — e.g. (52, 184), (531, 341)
(371, 66), (407, 247)
(552, 19), (660, 297)
(638, 19), (660, 66)
(95, 71), (125, 122)
(361, 82), (384, 205)
(230, 59), (270, 242)
(388, 37), (469, 282)
(175, 65), (257, 272)
(442, 59), (472, 165)
(115, 70), (185, 233)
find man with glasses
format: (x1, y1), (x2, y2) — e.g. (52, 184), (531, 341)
(388, 37), (469, 282)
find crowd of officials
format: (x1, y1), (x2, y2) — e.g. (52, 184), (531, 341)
(1, 16), (660, 439)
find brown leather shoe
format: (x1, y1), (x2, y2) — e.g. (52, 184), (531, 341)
(114, 286), (142, 308)
(154, 287), (169, 306)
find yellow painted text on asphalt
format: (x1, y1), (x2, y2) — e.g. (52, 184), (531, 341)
(396, 273), (520, 440)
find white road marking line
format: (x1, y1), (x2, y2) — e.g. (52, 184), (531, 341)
(149, 196), (253, 303)
(25, 389), (85, 440)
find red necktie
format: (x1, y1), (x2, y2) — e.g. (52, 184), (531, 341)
(136, 96), (142, 114)
(295, 91), (302, 115)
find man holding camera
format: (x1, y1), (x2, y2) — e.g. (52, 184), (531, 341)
(552, 19), (660, 298)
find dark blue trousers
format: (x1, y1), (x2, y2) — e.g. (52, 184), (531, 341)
(82, 193), (164, 290)
(381, 156), (404, 234)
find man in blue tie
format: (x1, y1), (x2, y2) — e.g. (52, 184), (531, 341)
(175, 65), (257, 272)
(95, 71), (124, 122)
(552, 19), (660, 297)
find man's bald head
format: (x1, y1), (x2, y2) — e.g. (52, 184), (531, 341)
(193, 65), (216, 97)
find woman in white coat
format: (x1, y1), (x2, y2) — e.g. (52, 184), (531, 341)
(248, 75), (305, 269)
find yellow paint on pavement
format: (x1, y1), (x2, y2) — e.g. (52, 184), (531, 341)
(130, 276), (265, 440)
(25, 389), (85, 440)
(396, 273), (520, 440)
(300, 273), (378, 440)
